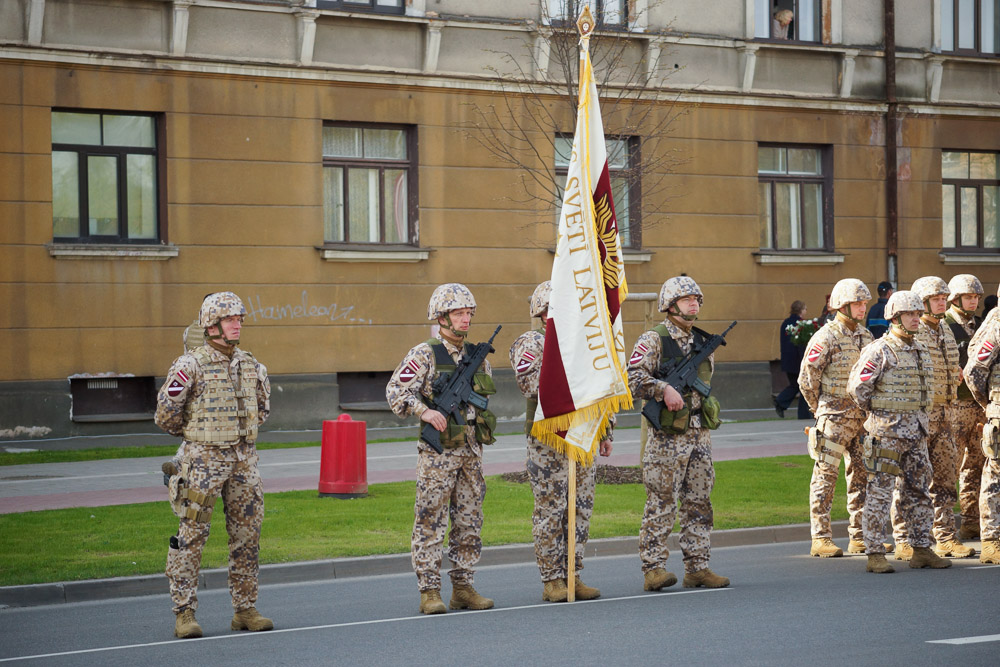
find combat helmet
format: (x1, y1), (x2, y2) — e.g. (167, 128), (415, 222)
(829, 279), (871, 310)
(910, 276), (950, 319)
(529, 281), (552, 318)
(428, 283), (477, 338)
(199, 292), (246, 345)
(947, 274), (983, 303)
(885, 290), (924, 335)
(658, 276), (703, 321)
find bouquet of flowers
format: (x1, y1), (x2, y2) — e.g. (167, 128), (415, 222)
(786, 317), (822, 347)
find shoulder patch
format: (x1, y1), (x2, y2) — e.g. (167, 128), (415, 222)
(516, 350), (536, 374)
(859, 359), (877, 383)
(399, 358), (422, 385)
(978, 340), (995, 362)
(629, 342), (649, 366)
(806, 343), (823, 364)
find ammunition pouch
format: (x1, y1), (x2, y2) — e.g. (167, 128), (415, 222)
(983, 419), (1000, 460)
(806, 427), (846, 466)
(701, 395), (722, 430)
(862, 435), (902, 477)
(476, 409), (497, 445)
(656, 403), (691, 434)
(167, 461), (213, 522)
(440, 418), (467, 450)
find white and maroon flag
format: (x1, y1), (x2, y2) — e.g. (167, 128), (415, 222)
(530, 34), (632, 465)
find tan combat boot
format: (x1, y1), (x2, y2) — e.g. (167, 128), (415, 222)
(542, 579), (568, 602)
(231, 607), (273, 632)
(449, 583), (494, 610)
(847, 540), (866, 554)
(573, 576), (600, 600)
(810, 538), (843, 558)
(174, 609), (203, 639)
(909, 546), (952, 569)
(866, 553), (894, 573)
(683, 568), (730, 588)
(894, 542), (913, 561)
(643, 568), (678, 591)
(419, 589), (447, 615)
(934, 539), (976, 558)
(959, 522), (980, 541)
(980, 540), (1000, 564)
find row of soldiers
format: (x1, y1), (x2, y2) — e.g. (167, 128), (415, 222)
(800, 274), (1000, 573)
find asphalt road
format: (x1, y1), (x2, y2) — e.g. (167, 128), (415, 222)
(2, 541), (997, 666)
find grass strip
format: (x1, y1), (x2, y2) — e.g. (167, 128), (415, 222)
(0, 455), (830, 587)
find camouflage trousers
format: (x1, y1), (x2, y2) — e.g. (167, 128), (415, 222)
(862, 435), (933, 554)
(952, 400), (986, 528)
(526, 441), (596, 582)
(411, 448), (485, 592)
(892, 404), (958, 544)
(166, 443), (263, 614)
(809, 414), (867, 541)
(639, 428), (714, 574)
(981, 456), (1000, 540)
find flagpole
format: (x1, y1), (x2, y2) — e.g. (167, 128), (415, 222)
(565, 6), (596, 605)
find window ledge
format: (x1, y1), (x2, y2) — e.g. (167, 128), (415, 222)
(753, 251), (845, 266)
(939, 251), (1000, 265)
(317, 244), (430, 263)
(47, 243), (179, 260)
(623, 249), (653, 264)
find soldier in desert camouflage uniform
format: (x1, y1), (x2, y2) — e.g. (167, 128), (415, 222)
(628, 276), (729, 591)
(798, 279), (874, 558)
(962, 286), (1000, 565)
(945, 274), (986, 540)
(891, 277), (974, 560)
(156, 292), (273, 639)
(847, 290), (951, 574)
(386, 283), (497, 615)
(510, 281), (612, 603)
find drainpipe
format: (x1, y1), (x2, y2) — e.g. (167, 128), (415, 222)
(884, 0), (898, 286)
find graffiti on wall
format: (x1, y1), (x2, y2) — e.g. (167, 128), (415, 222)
(244, 291), (373, 325)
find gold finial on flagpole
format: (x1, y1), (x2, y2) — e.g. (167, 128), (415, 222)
(577, 5), (595, 39)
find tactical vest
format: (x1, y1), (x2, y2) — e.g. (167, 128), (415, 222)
(946, 310), (975, 400)
(647, 324), (718, 433)
(182, 347), (259, 445)
(917, 320), (960, 405)
(819, 324), (864, 398)
(523, 326), (546, 436)
(426, 339), (497, 447)
(986, 363), (1000, 419)
(869, 337), (932, 412)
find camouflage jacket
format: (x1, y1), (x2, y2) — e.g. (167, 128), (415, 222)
(847, 331), (930, 439)
(965, 314), (1000, 414)
(798, 314), (872, 419)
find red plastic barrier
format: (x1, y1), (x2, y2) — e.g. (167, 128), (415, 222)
(318, 414), (368, 498)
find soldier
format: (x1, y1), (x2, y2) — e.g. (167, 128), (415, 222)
(945, 274), (986, 540)
(509, 281), (612, 603)
(892, 277), (973, 559)
(797, 279), (874, 558)
(155, 292), (273, 639)
(628, 276), (729, 591)
(962, 287), (1000, 565)
(847, 290), (951, 573)
(386, 283), (497, 615)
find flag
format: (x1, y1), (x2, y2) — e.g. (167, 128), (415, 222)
(530, 35), (633, 465)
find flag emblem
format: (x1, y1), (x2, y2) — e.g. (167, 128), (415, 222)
(859, 360), (877, 383)
(516, 351), (536, 374)
(176, 369), (190, 384)
(629, 343), (649, 367)
(166, 379), (185, 398)
(978, 340), (995, 362)
(399, 359), (421, 384)
(807, 344), (823, 363)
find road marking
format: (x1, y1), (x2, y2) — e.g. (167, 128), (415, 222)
(0, 588), (731, 663)
(927, 634), (1000, 645)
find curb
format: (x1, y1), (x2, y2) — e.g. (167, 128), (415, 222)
(0, 520), (838, 609)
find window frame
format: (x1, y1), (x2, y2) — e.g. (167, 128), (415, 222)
(321, 122), (419, 247)
(941, 150), (1000, 252)
(50, 109), (166, 245)
(757, 143), (834, 252)
(941, 0), (1000, 56)
(555, 134), (641, 249)
(754, 0), (825, 44)
(546, 0), (629, 30)
(316, 0), (405, 15)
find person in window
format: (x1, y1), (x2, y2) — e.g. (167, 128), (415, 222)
(866, 281), (894, 338)
(774, 300), (811, 419)
(772, 9), (794, 39)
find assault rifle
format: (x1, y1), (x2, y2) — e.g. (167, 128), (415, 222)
(641, 321), (738, 430)
(420, 325), (502, 454)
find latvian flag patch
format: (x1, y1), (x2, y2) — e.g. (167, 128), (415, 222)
(978, 340), (995, 362)
(807, 344), (823, 363)
(166, 369), (190, 398)
(516, 351), (536, 374)
(399, 358), (421, 384)
(859, 360), (878, 383)
(629, 343), (649, 367)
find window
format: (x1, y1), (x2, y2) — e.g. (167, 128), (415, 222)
(754, 0), (822, 42)
(546, 0), (627, 28)
(942, 151), (1000, 249)
(51, 111), (161, 243)
(757, 145), (832, 250)
(322, 124), (416, 245)
(555, 135), (639, 248)
(316, 0), (404, 14)
(942, 0), (1000, 54)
